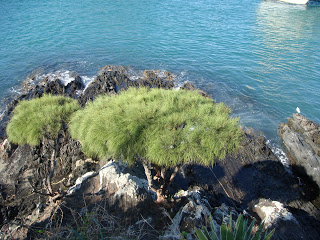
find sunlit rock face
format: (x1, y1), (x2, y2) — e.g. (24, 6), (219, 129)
(279, 113), (320, 188)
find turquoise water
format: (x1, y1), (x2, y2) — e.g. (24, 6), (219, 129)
(0, 0), (319, 144)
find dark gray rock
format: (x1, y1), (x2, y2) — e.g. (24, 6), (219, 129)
(1, 67), (320, 240)
(279, 113), (320, 189)
(79, 66), (175, 106)
(78, 68), (126, 106)
(0, 129), (96, 231)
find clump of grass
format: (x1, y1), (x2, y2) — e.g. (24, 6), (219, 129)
(70, 87), (242, 166)
(6, 94), (79, 146)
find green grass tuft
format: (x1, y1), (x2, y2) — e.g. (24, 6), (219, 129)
(7, 94), (80, 146)
(70, 87), (242, 167)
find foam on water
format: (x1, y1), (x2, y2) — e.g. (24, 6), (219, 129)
(29, 70), (80, 86)
(266, 139), (292, 173)
(5, 70), (96, 100)
(81, 75), (96, 92)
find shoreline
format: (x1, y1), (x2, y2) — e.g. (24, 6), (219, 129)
(0, 66), (293, 148)
(0, 66), (292, 172)
(0, 65), (319, 239)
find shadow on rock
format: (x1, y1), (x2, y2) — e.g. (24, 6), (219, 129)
(233, 160), (305, 206)
(26, 160), (176, 240)
(291, 164), (320, 203)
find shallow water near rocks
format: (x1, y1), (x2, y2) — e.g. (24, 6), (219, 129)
(0, 0), (319, 146)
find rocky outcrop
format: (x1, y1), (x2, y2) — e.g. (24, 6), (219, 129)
(78, 66), (127, 106)
(0, 131), (96, 229)
(0, 75), (90, 233)
(1, 67), (320, 239)
(188, 128), (320, 239)
(79, 66), (175, 106)
(189, 129), (300, 207)
(279, 113), (320, 188)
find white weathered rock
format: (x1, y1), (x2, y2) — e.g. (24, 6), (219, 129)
(162, 190), (216, 239)
(98, 160), (156, 200)
(253, 199), (298, 229)
(67, 171), (97, 195)
(67, 160), (156, 205)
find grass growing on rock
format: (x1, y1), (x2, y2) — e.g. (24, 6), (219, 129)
(7, 94), (79, 146)
(69, 87), (242, 201)
(70, 87), (242, 166)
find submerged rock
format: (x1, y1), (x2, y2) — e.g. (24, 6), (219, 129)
(279, 113), (320, 189)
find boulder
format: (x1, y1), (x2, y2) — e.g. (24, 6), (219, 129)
(252, 198), (305, 239)
(67, 160), (156, 211)
(253, 199), (297, 228)
(279, 113), (320, 188)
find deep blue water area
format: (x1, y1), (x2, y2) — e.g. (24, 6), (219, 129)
(0, 0), (319, 146)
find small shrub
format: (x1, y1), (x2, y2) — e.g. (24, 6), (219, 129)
(7, 94), (79, 146)
(69, 87), (242, 201)
(195, 214), (275, 240)
(70, 88), (241, 165)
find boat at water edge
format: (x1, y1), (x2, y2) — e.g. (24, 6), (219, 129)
(278, 0), (309, 4)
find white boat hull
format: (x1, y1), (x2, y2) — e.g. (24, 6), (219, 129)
(278, 0), (309, 4)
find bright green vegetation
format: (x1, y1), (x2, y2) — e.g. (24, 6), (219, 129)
(70, 87), (242, 166)
(195, 214), (275, 240)
(70, 87), (242, 201)
(7, 94), (79, 146)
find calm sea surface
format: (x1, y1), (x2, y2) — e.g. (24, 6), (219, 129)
(0, 0), (319, 145)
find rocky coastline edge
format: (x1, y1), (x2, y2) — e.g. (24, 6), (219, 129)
(0, 65), (319, 239)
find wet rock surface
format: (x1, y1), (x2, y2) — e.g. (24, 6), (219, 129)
(0, 66), (320, 239)
(78, 66), (175, 106)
